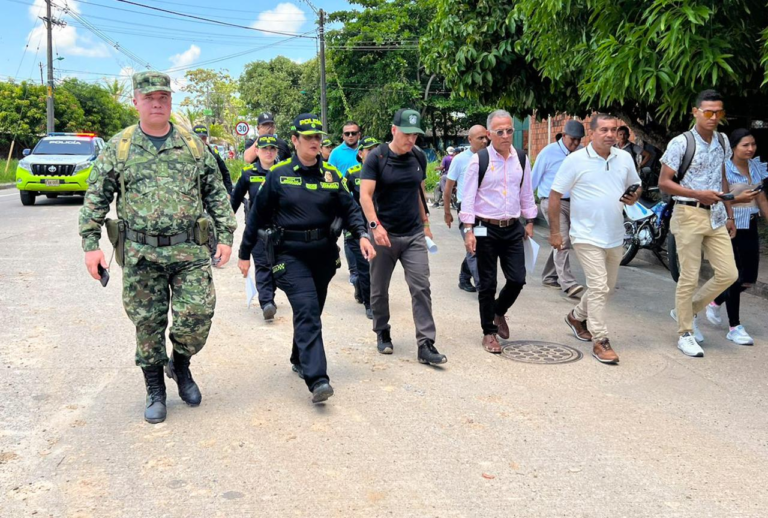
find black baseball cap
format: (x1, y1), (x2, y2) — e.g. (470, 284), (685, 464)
(192, 124), (208, 137)
(257, 134), (279, 148)
(244, 138), (255, 149)
(291, 113), (327, 135)
(257, 112), (275, 126)
(392, 108), (424, 135)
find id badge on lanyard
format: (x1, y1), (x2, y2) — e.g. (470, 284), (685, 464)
(474, 221), (488, 237)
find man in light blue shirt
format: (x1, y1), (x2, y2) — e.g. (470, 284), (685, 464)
(328, 121), (361, 177)
(531, 120), (585, 298)
(443, 124), (487, 291)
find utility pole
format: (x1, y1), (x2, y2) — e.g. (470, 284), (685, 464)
(45, 0), (55, 133)
(39, 62), (44, 86)
(318, 9), (328, 131)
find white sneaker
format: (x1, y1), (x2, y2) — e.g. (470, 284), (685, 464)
(727, 325), (754, 346)
(678, 333), (704, 357)
(670, 309), (704, 343)
(706, 303), (722, 327)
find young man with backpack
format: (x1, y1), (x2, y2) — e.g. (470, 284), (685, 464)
(461, 110), (538, 354)
(658, 89), (757, 357)
(359, 108), (447, 366)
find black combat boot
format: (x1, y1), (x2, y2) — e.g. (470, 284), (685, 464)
(165, 350), (202, 406)
(142, 366), (167, 424)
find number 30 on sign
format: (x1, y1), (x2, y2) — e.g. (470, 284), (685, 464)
(235, 121), (250, 136)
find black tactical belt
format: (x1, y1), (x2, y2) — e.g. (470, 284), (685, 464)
(126, 228), (192, 247)
(676, 201), (711, 210)
(282, 228), (330, 242)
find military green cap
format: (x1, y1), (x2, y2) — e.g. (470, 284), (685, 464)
(392, 108), (424, 135)
(132, 71), (172, 94)
(359, 136), (380, 150)
(257, 134), (279, 148)
(322, 138), (333, 147)
(291, 113), (327, 135)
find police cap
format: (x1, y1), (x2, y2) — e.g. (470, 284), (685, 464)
(192, 125), (208, 137)
(291, 113), (327, 136)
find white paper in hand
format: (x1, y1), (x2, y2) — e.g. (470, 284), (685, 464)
(523, 237), (540, 274)
(245, 273), (257, 308)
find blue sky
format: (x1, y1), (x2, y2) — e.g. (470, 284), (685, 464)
(0, 0), (354, 106)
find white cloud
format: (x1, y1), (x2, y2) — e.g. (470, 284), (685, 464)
(291, 57), (306, 64)
(26, 0), (110, 58)
(169, 45), (201, 70)
(251, 3), (307, 37)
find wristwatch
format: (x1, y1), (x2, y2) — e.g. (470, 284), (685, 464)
(463, 226), (473, 234)
(369, 220), (379, 230)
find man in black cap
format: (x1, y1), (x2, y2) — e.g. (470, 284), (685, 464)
(193, 124), (233, 195)
(360, 108), (447, 366)
(238, 113), (374, 404)
(243, 112), (292, 164)
(531, 120), (586, 298)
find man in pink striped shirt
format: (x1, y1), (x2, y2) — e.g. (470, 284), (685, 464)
(461, 110), (538, 353)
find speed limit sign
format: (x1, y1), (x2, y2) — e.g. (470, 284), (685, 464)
(235, 121), (250, 136)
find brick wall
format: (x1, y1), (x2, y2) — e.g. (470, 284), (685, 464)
(526, 112), (639, 160)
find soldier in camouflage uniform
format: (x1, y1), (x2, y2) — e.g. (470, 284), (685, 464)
(79, 71), (237, 424)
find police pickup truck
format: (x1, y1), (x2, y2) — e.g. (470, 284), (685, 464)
(16, 132), (105, 206)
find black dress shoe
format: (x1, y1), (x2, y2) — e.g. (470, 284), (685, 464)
(311, 382), (334, 403)
(291, 363), (305, 379)
(458, 281), (477, 293)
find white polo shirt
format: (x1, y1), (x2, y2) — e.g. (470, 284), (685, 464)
(551, 144), (641, 248)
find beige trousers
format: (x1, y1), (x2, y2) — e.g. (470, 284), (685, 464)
(572, 244), (623, 341)
(670, 205), (738, 335)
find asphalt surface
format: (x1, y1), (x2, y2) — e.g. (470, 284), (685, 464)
(2, 191), (768, 517)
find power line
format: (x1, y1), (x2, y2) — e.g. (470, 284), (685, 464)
(115, 0), (316, 39)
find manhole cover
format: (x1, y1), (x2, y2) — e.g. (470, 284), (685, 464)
(500, 340), (582, 365)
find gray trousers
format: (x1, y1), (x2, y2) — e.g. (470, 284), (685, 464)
(458, 222), (480, 286)
(370, 231), (437, 346)
(540, 198), (577, 291)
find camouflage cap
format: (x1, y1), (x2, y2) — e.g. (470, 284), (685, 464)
(132, 71), (172, 94)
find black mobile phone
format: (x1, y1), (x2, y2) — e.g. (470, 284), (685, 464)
(718, 193), (735, 201)
(97, 264), (110, 288)
(750, 184), (764, 193)
(621, 183), (640, 200)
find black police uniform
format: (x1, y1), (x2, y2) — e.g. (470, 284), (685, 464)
(239, 155), (367, 391)
(205, 144), (233, 195)
(344, 163), (371, 310)
(231, 161), (276, 309)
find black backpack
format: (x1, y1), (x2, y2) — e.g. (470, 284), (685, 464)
(675, 130), (726, 183)
(374, 143), (430, 215)
(476, 146), (528, 189)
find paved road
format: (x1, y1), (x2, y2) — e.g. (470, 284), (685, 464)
(2, 191), (768, 517)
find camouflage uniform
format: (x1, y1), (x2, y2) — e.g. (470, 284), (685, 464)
(79, 120), (237, 368)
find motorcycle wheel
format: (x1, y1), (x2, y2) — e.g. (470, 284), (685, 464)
(667, 233), (680, 282)
(621, 220), (639, 266)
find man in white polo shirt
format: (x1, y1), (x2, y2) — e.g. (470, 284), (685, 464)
(548, 114), (641, 364)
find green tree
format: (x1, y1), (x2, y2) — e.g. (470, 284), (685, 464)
(423, 0), (768, 145)
(238, 56), (319, 136)
(182, 69), (242, 136)
(59, 79), (137, 138)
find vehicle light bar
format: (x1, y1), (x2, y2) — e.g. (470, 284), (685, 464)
(48, 132), (97, 137)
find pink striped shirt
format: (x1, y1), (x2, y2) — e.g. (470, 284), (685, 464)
(459, 144), (538, 224)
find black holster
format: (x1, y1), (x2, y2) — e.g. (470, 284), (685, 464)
(257, 227), (282, 266)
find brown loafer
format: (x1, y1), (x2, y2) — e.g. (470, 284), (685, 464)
(493, 314), (510, 340)
(565, 311), (592, 342)
(482, 334), (502, 354)
(592, 338), (619, 364)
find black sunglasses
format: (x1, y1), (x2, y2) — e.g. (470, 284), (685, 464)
(343, 131), (360, 137)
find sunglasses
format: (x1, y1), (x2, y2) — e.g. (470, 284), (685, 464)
(697, 109), (726, 120)
(343, 131), (360, 137)
(490, 128), (514, 137)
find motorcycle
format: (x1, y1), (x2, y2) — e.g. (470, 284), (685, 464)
(621, 193), (675, 273)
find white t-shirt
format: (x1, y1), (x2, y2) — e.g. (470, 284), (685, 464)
(551, 144), (641, 248)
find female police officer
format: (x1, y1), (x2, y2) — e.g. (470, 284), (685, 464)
(231, 135), (279, 320)
(238, 114), (375, 403)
